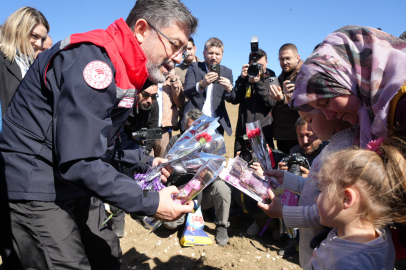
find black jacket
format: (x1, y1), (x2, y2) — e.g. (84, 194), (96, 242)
(0, 42), (158, 216)
(0, 52), (22, 115)
(231, 68), (277, 138)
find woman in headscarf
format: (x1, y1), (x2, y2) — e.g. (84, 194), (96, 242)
(291, 25), (406, 148)
(0, 7), (49, 115)
(291, 25), (406, 267)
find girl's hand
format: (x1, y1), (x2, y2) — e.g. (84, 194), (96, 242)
(258, 188), (284, 218)
(264, 170), (284, 184)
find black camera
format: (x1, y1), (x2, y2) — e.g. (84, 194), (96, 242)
(123, 115), (162, 154)
(210, 64), (220, 84)
(247, 36), (263, 78)
(239, 135), (258, 165)
(281, 153), (310, 176)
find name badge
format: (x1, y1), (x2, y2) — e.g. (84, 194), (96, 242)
(118, 97), (134, 108)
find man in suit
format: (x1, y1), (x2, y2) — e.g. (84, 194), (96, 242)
(183, 37), (235, 136)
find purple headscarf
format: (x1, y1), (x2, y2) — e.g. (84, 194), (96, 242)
(291, 25), (406, 147)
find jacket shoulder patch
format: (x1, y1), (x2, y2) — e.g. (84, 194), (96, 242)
(83, 61), (113, 89)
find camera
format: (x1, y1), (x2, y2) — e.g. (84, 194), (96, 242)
(247, 36), (263, 78)
(210, 64), (220, 84)
(123, 115), (162, 154)
(281, 153), (310, 176)
(239, 134), (258, 165)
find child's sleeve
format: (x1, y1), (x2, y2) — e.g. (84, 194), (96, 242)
(281, 171), (307, 194)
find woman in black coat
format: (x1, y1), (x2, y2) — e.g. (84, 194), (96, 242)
(0, 7), (49, 115)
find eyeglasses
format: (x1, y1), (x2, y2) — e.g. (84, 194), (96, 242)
(141, 91), (159, 100)
(146, 21), (186, 57)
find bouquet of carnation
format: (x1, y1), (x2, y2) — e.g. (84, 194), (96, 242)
(246, 120), (273, 172)
(136, 115), (225, 191)
(144, 159), (224, 232)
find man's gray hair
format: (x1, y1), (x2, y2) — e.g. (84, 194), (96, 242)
(295, 117), (307, 128)
(185, 108), (203, 122)
(126, 0), (198, 34)
(204, 37), (224, 52)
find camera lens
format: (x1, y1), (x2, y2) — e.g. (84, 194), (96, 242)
(239, 150), (253, 164)
(247, 65), (260, 78)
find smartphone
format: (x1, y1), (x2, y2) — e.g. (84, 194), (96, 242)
(210, 64), (220, 84)
(269, 76), (280, 87)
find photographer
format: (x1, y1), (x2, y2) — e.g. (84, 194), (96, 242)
(269, 43), (302, 155)
(278, 117), (328, 175)
(231, 49), (277, 155)
(125, 83), (160, 156)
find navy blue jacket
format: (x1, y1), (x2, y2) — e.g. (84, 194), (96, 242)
(0, 42), (159, 216)
(183, 62), (235, 135)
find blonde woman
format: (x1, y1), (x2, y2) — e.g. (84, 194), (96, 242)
(0, 7), (49, 115)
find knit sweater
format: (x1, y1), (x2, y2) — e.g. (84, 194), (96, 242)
(281, 127), (356, 270)
(309, 228), (395, 270)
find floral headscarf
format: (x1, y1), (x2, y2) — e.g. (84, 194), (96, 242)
(291, 25), (406, 148)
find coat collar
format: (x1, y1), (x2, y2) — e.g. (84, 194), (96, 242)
(1, 52), (22, 81)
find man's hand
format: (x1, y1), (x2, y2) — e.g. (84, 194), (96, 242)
(248, 74), (260, 84)
(152, 158), (170, 183)
(240, 64), (249, 78)
(300, 166), (309, 178)
(269, 85), (284, 101)
(278, 161), (288, 171)
(201, 72), (218, 88)
(168, 73), (180, 83)
(152, 157), (167, 167)
(250, 162), (264, 176)
(219, 76), (233, 93)
(153, 186), (194, 222)
(264, 170), (284, 185)
(282, 80), (295, 95)
(258, 188), (284, 218)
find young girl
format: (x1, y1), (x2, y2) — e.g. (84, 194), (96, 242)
(259, 112), (353, 270)
(310, 136), (406, 269)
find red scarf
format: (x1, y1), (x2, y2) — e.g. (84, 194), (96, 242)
(47, 18), (148, 97)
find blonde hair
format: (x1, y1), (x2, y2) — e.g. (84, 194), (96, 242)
(319, 136), (406, 228)
(0, 7), (49, 62)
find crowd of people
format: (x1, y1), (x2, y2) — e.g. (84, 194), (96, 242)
(1, 1), (406, 270)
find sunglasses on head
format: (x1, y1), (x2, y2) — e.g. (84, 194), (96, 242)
(141, 91), (159, 100)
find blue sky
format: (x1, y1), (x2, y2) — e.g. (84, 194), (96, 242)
(1, 0), (405, 79)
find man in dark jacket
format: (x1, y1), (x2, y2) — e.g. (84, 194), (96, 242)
(270, 43), (303, 155)
(231, 49), (277, 155)
(182, 37), (235, 136)
(125, 83), (160, 156)
(0, 1), (197, 269)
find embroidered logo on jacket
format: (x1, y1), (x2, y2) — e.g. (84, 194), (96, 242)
(83, 61), (113, 89)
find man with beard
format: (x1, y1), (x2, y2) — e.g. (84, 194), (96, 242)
(269, 43), (303, 155)
(130, 83), (160, 156)
(279, 117), (328, 170)
(183, 37), (235, 136)
(0, 0), (197, 269)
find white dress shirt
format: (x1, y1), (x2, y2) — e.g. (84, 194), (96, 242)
(195, 64), (217, 117)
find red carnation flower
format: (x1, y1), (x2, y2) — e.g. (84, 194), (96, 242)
(196, 132), (212, 144)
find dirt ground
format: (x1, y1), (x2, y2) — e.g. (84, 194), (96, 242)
(0, 103), (303, 270)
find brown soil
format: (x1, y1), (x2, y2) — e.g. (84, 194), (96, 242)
(119, 212), (301, 270)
